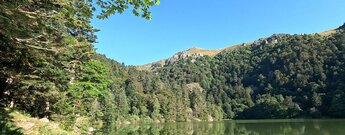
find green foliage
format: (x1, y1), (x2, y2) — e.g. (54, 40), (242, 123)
(329, 91), (345, 117)
(53, 60), (113, 131)
(0, 0), (158, 132)
(94, 0), (160, 20)
(238, 95), (302, 119)
(0, 108), (23, 135)
(2, 0), (345, 133)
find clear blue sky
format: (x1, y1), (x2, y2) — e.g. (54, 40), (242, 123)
(91, 0), (345, 65)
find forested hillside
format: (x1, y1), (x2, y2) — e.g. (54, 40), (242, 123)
(156, 27), (345, 119)
(0, 0), (159, 134)
(1, 0), (345, 134)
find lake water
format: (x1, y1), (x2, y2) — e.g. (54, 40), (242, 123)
(108, 119), (345, 135)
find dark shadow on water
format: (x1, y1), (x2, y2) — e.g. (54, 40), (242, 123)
(101, 119), (345, 135)
(0, 107), (23, 135)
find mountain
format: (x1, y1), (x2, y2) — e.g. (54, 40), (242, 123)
(137, 47), (224, 70)
(136, 33), (298, 71)
(154, 23), (345, 119)
(136, 43), (255, 70)
(137, 27), (340, 71)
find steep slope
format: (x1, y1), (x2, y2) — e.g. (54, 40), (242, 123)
(136, 34), (288, 70)
(136, 46), (240, 71)
(156, 24), (345, 119)
(137, 28), (338, 71)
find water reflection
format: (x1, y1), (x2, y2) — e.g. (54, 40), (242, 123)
(104, 119), (345, 135)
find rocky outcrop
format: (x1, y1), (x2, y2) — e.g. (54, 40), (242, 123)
(136, 30), (333, 71)
(165, 48), (205, 65)
(136, 47), (223, 71)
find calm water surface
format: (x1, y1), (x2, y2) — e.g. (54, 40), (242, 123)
(108, 119), (345, 135)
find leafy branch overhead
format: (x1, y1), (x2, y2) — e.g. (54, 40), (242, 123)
(93, 0), (160, 19)
(0, 0), (159, 44)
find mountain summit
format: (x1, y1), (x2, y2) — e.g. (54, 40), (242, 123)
(136, 28), (340, 71)
(136, 47), (226, 70)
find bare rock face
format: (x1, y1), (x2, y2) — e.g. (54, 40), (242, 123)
(39, 118), (49, 123)
(123, 121), (131, 125)
(186, 83), (204, 93)
(137, 48), (211, 70)
(88, 127), (94, 132)
(208, 115), (214, 122)
(136, 34), (290, 71)
(253, 34), (285, 46)
(165, 49), (205, 65)
(88, 127), (95, 135)
(17, 122), (35, 130)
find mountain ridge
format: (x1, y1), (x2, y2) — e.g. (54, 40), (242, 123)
(136, 29), (337, 71)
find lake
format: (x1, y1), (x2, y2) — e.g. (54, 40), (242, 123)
(106, 119), (345, 135)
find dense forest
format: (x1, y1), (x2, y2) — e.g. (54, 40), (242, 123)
(1, 0), (345, 134)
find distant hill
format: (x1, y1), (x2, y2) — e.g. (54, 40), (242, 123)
(136, 44), (245, 70)
(137, 28), (339, 71)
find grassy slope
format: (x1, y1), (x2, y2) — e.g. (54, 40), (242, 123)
(136, 45), (242, 70)
(1, 108), (80, 135)
(136, 29), (336, 71)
